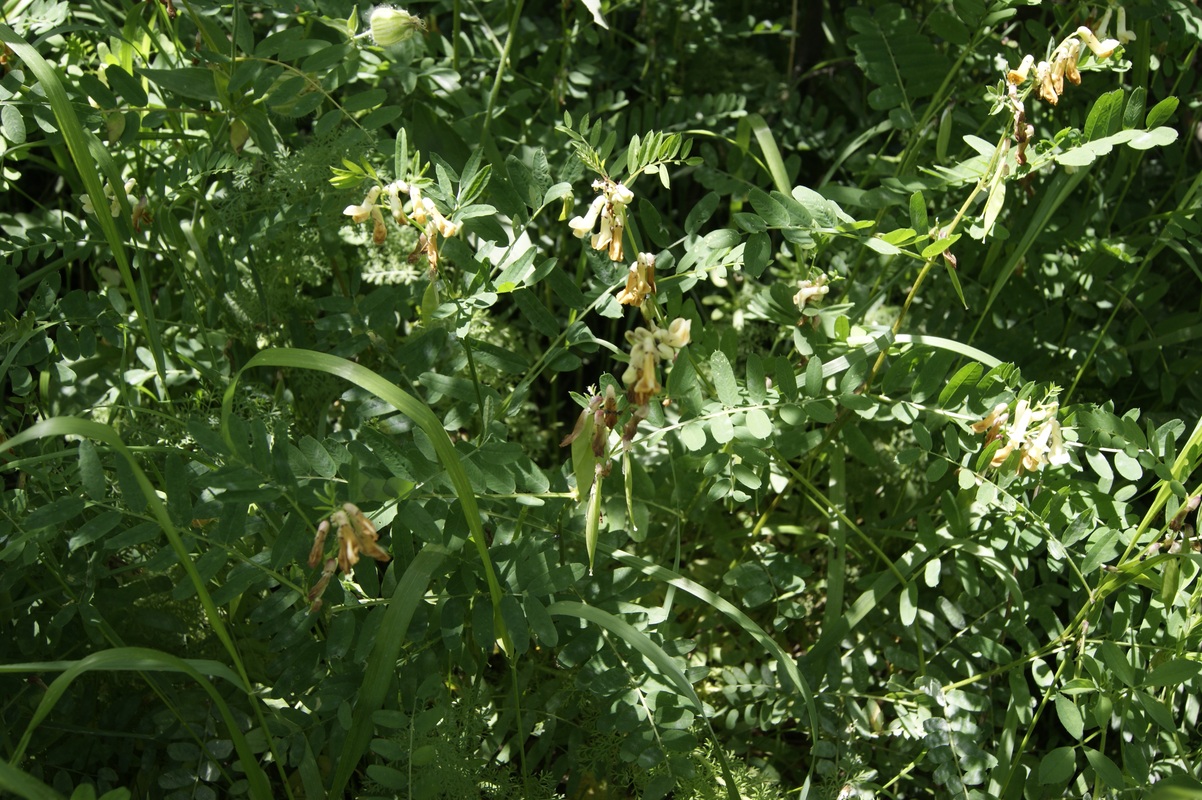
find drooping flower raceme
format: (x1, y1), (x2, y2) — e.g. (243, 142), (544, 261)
(971, 399), (1070, 473)
(616, 252), (656, 306)
(1001, 22), (1121, 164)
(306, 503), (392, 612)
(569, 178), (634, 261)
(343, 179), (461, 260)
(621, 318), (691, 406)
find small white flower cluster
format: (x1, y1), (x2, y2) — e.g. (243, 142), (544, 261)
(343, 180), (460, 259)
(1002, 22), (1122, 163)
(793, 274), (829, 311)
(81, 178), (136, 218)
(570, 178), (634, 262)
(972, 399), (1070, 473)
(622, 318), (691, 405)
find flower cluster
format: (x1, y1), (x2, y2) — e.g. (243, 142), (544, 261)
(81, 177), (137, 218)
(616, 252), (656, 307)
(560, 383), (619, 457)
(1003, 24), (1121, 163)
(971, 399), (1070, 473)
(622, 318), (691, 406)
(343, 179), (460, 265)
(793, 274), (829, 311)
(569, 178), (634, 261)
(306, 502), (391, 611)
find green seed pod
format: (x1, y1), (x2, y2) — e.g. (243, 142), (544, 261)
(369, 6), (424, 46)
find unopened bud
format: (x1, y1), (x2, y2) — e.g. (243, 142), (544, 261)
(1169, 495), (1201, 531)
(370, 6), (425, 46)
(230, 119), (249, 152)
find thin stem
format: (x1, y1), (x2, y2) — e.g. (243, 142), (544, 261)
(480, 0), (525, 147)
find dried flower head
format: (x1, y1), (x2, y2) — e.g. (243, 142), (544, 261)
(330, 503), (391, 572)
(616, 252), (657, 306)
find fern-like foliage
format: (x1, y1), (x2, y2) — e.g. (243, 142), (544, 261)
(846, 4), (950, 129)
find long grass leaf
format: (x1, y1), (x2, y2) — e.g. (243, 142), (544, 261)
(0, 419), (271, 796)
(894, 334), (1002, 368)
(744, 113), (791, 194)
(0, 24), (169, 397)
(6, 648), (269, 797)
(607, 547), (819, 738)
(328, 544), (449, 797)
(220, 348), (511, 652)
(0, 656), (246, 689)
(0, 760), (63, 800)
(547, 600), (741, 800)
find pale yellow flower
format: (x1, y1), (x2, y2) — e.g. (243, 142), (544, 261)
(344, 185), (388, 244)
(793, 274), (830, 310)
(1076, 26), (1119, 59)
(569, 195), (606, 238)
(331, 503), (391, 573)
(617, 252), (656, 306)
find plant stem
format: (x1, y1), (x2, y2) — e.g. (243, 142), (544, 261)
(480, 0), (525, 147)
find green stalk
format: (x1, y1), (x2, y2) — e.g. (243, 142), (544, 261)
(480, 0), (525, 146)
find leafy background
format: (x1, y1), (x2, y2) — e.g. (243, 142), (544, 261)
(2, 0), (1202, 798)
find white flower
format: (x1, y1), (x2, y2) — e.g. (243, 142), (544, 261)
(972, 398), (1070, 473)
(421, 197), (461, 238)
(1077, 26), (1119, 59)
(1116, 6), (1137, 44)
(569, 195), (606, 238)
(793, 274), (829, 310)
(662, 317), (691, 350)
(343, 185), (382, 223)
(1047, 420), (1070, 466)
(344, 185), (387, 244)
(82, 178), (136, 217)
(617, 252), (656, 306)
(409, 184), (427, 224)
(1007, 54), (1035, 85)
(569, 180), (634, 261)
(591, 210), (613, 253)
(384, 180), (409, 223)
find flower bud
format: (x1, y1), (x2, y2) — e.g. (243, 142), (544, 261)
(370, 6), (424, 46)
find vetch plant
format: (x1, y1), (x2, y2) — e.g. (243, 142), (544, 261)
(1, 2), (1199, 799)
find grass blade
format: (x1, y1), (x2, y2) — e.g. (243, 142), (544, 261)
(5, 647), (268, 797)
(744, 113), (791, 194)
(327, 544), (450, 797)
(0, 760), (64, 800)
(221, 348), (511, 652)
(0, 419), (271, 796)
(547, 600), (742, 800)
(0, 24), (170, 398)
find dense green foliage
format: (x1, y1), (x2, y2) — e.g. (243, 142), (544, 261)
(2, 0), (1202, 798)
